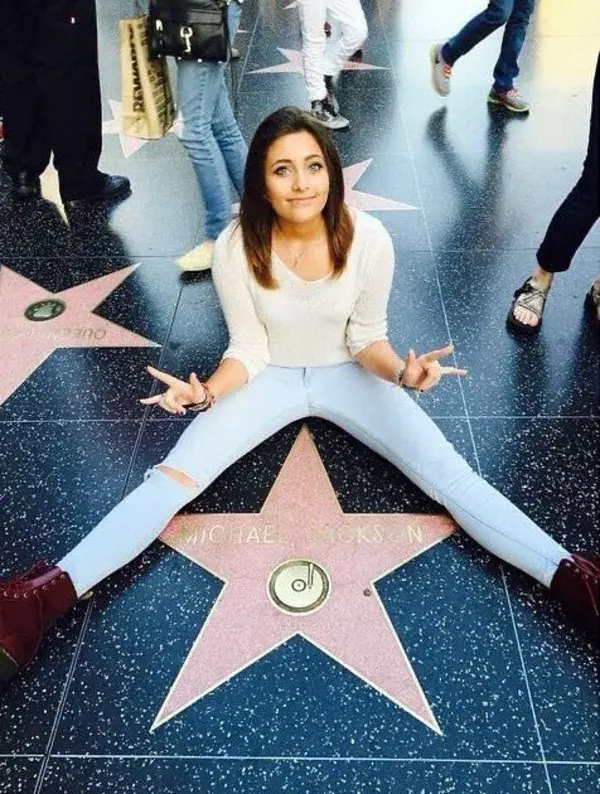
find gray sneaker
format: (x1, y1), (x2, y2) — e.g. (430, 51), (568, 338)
(429, 43), (452, 97)
(487, 87), (530, 113)
(311, 99), (349, 130)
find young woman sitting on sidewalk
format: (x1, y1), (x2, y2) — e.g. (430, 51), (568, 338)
(1, 107), (598, 683)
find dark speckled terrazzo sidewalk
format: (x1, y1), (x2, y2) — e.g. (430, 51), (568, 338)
(0, 1), (598, 793)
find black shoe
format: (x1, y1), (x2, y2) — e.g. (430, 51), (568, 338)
(310, 99), (349, 130)
(63, 174), (131, 208)
(11, 172), (41, 201)
(324, 75), (340, 114)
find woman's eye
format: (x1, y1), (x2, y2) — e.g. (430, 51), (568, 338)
(308, 162), (323, 172)
(274, 166), (289, 176)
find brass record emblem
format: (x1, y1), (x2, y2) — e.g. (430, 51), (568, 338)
(268, 559), (330, 615)
(24, 299), (67, 322)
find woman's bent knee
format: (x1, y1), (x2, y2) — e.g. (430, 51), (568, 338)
(156, 465), (198, 490)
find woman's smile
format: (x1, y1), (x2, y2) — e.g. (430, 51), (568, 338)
(288, 195), (317, 203)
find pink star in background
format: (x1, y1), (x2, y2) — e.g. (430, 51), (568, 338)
(231, 159), (418, 215)
(249, 47), (385, 75)
(345, 160), (419, 211)
(102, 100), (184, 158)
(0, 266), (159, 406)
(102, 100), (150, 158)
(155, 427), (455, 732)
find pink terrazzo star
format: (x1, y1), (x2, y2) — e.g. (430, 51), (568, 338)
(102, 100), (153, 158)
(0, 266), (158, 405)
(102, 99), (185, 158)
(345, 160), (418, 211)
(231, 159), (418, 215)
(156, 427), (455, 732)
(249, 47), (385, 75)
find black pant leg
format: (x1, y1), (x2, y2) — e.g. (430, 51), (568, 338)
(36, 0), (103, 199)
(0, 0), (52, 178)
(537, 52), (600, 273)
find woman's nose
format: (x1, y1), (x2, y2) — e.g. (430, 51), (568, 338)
(292, 171), (308, 191)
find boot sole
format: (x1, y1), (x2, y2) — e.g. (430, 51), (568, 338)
(64, 185), (132, 208)
(0, 648), (20, 682)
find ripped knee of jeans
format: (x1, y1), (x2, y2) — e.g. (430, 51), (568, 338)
(153, 464), (199, 491)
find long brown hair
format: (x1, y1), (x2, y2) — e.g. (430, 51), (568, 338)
(239, 107), (354, 289)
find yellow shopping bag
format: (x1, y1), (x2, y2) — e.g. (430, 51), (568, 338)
(120, 15), (175, 139)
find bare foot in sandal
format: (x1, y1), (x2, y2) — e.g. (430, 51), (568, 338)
(507, 265), (554, 333)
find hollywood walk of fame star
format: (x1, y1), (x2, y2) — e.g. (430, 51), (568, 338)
(180, 158), (418, 283)
(344, 160), (418, 211)
(102, 99), (154, 159)
(181, 159), (417, 274)
(230, 158), (418, 215)
(102, 99), (183, 159)
(0, 266), (159, 406)
(155, 427), (455, 733)
(249, 47), (385, 75)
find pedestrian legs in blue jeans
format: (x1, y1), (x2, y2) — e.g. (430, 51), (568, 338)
(431, 0), (534, 111)
(175, 1), (248, 270)
(490, 0), (535, 92)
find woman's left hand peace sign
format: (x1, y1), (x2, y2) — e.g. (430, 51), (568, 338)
(401, 344), (467, 392)
(139, 366), (206, 415)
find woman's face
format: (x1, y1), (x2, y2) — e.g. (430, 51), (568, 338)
(264, 131), (330, 226)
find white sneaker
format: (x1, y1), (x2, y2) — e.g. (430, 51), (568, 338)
(176, 240), (215, 272)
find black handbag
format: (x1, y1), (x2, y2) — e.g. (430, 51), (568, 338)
(148, 0), (231, 62)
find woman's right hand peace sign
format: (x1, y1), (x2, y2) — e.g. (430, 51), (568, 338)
(401, 344), (467, 392)
(139, 366), (206, 415)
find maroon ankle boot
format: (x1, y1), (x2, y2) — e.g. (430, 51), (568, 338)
(550, 554), (600, 643)
(0, 562), (78, 681)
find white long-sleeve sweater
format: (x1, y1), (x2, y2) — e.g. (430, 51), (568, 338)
(211, 208), (395, 380)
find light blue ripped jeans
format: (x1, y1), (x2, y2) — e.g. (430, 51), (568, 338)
(59, 363), (569, 597)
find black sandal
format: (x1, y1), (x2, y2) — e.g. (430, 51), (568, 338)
(506, 278), (549, 335)
(584, 281), (600, 331)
